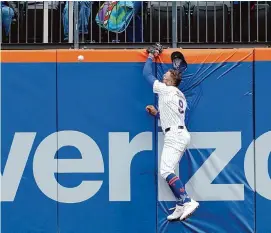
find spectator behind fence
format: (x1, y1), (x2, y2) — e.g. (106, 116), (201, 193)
(62, 1), (91, 41)
(1, 1), (15, 40)
(95, 1), (142, 42)
(126, 13), (142, 42)
(119, 2), (143, 42)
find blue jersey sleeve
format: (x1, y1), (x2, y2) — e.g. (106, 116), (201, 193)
(143, 57), (157, 86)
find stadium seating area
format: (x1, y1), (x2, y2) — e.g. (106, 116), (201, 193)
(2, 1), (271, 44)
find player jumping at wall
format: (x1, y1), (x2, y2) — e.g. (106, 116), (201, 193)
(143, 44), (199, 221)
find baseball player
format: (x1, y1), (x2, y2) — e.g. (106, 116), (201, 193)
(143, 45), (199, 221)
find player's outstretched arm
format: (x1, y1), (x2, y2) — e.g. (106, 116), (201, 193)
(143, 54), (157, 86)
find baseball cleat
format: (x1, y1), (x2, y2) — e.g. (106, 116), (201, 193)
(167, 204), (184, 221)
(179, 199), (199, 221)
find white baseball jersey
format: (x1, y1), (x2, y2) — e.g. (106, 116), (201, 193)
(153, 80), (191, 179)
(153, 80), (187, 132)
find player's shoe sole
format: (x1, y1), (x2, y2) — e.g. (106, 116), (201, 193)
(179, 200), (199, 221)
(181, 204), (199, 221)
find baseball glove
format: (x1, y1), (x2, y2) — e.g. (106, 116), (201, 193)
(146, 43), (163, 55)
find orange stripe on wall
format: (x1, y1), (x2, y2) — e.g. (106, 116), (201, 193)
(1, 48), (270, 63)
(254, 48), (271, 61)
(57, 49), (147, 62)
(57, 49), (254, 63)
(1, 50), (57, 63)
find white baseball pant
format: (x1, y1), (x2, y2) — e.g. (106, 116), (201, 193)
(160, 127), (191, 180)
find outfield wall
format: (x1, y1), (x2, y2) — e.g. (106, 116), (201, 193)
(1, 49), (271, 233)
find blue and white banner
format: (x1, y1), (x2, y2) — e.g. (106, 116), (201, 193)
(1, 50), (271, 233)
